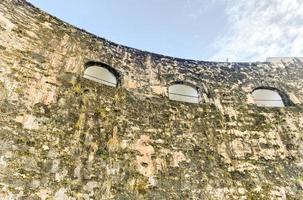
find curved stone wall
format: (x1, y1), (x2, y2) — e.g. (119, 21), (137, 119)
(0, 0), (302, 199)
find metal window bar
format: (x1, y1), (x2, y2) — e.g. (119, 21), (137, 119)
(84, 73), (117, 87)
(254, 99), (282, 102)
(168, 92), (199, 99)
(169, 92), (200, 104)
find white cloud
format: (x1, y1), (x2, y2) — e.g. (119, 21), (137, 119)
(210, 0), (303, 61)
(186, 0), (210, 20)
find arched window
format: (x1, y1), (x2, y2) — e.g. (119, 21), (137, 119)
(252, 88), (284, 107)
(84, 64), (118, 87)
(168, 84), (199, 104)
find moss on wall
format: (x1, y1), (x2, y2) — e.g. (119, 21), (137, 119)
(0, 0), (302, 199)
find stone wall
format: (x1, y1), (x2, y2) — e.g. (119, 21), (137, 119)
(0, 0), (302, 199)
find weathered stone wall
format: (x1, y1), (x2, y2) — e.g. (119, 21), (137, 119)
(0, 0), (302, 199)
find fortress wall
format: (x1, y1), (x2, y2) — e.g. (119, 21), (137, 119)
(0, 0), (302, 199)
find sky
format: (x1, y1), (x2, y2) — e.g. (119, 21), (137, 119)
(27, 0), (303, 62)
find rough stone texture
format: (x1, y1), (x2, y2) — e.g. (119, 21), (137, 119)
(0, 0), (303, 199)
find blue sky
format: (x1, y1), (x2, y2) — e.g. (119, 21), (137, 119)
(28, 0), (303, 62)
